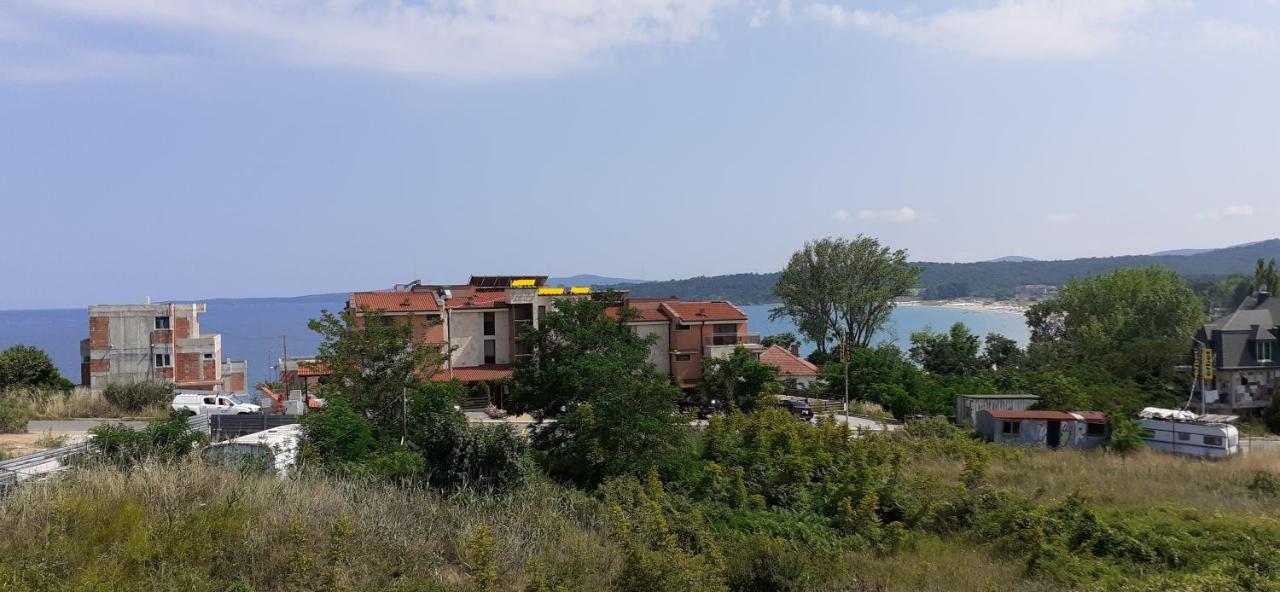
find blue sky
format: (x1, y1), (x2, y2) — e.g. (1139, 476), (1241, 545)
(2, 0), (1279, 310)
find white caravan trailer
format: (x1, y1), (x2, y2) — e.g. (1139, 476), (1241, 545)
(1138, 407), (1239, 459)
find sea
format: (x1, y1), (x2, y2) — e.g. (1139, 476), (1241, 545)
(0, 298), (1029, 388)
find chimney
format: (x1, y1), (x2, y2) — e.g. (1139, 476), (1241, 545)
(790, 344), (800, 356)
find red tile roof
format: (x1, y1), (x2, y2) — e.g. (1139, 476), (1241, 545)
(446, 290), (508, 309)
(432, 364), (514, 382)
(758, 345), (818, 377)
(660, 301), (747, 322)
(296, 363), (331, 377)
(606, 301), (670, 322)
(987, 410), (1106, 421)
(350, 291), (440, 313)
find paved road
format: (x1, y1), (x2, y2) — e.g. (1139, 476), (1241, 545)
(832, 414), (903, 432)
(27, 419), (148, 433)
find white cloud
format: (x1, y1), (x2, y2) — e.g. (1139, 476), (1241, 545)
(1046, 212), (1080, 223)
(807, 0), (1167, 60)
(1200, 19), (1273, 49)
(856, 207), (918, 222)
(1198, 204), (1255, 221)
(777, 0), (793, 23)
(749, 8), (770, 28)
(833, 208), (851, 221)
(1, 0), (739, 81)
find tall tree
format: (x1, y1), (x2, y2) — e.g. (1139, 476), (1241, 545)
(699, 346), (780, 411)
(773, 236), (921, 352)
(909, 323), (982, 375)
(1026, 265), (1203, 381)
(981, 333), (1024, 370)
(511, 293), (662, 417)
(1254, 258), (1280, 293)
(308, 308), (446, 431)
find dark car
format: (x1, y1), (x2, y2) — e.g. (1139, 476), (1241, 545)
(779, 399), (814, 421)
(679, 398), (724, 420)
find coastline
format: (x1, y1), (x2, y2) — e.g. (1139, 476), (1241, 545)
(896, 298), (1030, 315)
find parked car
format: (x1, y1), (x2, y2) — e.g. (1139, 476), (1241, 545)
(172, 393), (261, 416)
(779, 399), (814, 421)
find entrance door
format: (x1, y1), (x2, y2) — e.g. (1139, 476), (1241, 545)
(1046, 420), (1062, 448)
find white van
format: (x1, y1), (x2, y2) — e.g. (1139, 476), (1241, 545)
(172, 393), (261, 416)
(200, 424), (302, 478)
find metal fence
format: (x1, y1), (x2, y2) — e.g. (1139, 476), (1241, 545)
(208, 414), (298, 440)
(0, 442), (91, 490)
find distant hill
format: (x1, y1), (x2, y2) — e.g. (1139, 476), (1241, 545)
(987, 256), (1038, 263)
(549, 274), (645, 286)
(605, 239), (1280, 305)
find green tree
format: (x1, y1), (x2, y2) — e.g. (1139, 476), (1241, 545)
(0, 345), (71, 391)
(760, 333), (799, 351)
(981, 333), (1024, 370)
(1255, 258), (1280, 293)
(308, 307), (446, 431)
(773, 236), (921, 352)
(909, 323), (983, 375)
(511, 293), (661, 417)
(1026, 266), (1203, 379)
(698, 346), (780, 411)
(534, 383), (689, 489)
(302, 397), (374, 464)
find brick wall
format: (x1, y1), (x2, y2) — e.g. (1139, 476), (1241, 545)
(89, 316), (109, 349)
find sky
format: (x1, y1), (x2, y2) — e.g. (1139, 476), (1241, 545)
(2, 0), (1279, 310)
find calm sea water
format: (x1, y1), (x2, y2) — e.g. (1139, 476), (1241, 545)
(0, 299), (1029, 387)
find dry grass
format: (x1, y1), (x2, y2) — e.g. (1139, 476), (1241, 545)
(0, 460), (621, 591)
(909, 446), (1280, 515)
(1, 386), (169, 420)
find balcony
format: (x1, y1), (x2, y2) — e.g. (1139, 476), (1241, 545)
(703, 334), (762, 359)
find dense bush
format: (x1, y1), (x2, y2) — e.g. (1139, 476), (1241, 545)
(301, 397), (373, 463)
(89, 412), (206, 463)
(0, 398), (30, 433)
(102, 381), (174, 413)
(0, 345), (72, 391)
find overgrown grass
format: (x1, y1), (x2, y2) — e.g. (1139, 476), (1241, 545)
(0, 461), (622, 592)
(908, 447), (1280, 516)
(0, 386), (169, 420)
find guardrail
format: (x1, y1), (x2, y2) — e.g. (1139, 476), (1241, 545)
(0, 442), (91, 490)
(704, 334), (762, 347)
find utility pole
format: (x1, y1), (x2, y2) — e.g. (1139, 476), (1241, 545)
(841, 329), (849, 415)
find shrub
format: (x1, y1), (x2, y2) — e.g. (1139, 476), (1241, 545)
(724, 535), (822, 592)
(1106, 415), (1147, 454)
(0, 399), (30, 433)
(302, 397), (374, 464)
(90, 412), (205, 463)
(102, 381), (174, 413)
(0, 345), (71, 391)
(1249, 472), (1280, 497)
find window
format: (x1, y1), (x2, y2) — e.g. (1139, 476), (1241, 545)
(675, 354), (692, 362)
(203, 397), (216, 405)
(483, 339), (496, 364)
(154, 316), (170, 330)
(537, 305), (546, 318)
(203, 353), (214, 360)
(675, 323), (690, 331)
(1258, 341), (1274, 362)
(483, 312), (496, 336)
(1001, 421), (1021, 435)
(426, 313), (441, 321)
(1204, 435), (1225, 447)
(154, 353), (171, 367)
(1086, 422), (1105, 436)
(1177, 432), (1191, 441)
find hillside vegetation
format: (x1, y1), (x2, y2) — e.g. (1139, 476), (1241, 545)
(608, 240), (1280, 303)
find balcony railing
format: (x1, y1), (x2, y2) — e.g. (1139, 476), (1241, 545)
(704, 334), (761, 347)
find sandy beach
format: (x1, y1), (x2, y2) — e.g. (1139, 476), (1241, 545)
(896, 298), (1030, 315)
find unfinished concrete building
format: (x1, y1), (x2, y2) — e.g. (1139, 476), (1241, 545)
(80, 303), (247, 393)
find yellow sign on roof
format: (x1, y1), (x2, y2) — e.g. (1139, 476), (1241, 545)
(537, 287), (565, 295)
(511, 278), (537, 288)
(570, 286), (591, 295)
